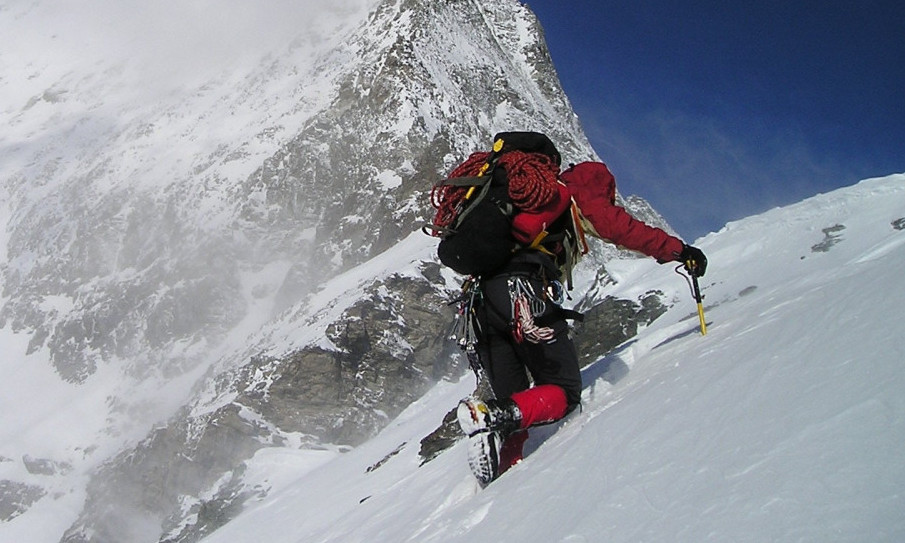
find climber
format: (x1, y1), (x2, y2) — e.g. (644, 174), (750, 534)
(427, 132), (707, 485)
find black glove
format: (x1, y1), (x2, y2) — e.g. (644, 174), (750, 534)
(679, 244), (707, 277)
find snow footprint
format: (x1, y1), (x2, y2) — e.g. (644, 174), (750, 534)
(459, 500), (492, 530)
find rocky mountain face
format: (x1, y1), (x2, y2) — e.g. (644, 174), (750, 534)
(2, 0), (677, 541)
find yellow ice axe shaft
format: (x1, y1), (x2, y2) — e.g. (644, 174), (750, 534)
(691, 273), (707, 335)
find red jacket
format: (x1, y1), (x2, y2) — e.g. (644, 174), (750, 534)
(560, 162), (684, 263)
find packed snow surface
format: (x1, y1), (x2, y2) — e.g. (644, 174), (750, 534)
(194, 174), (905, 542)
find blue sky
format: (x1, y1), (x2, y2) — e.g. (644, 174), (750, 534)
(526, 1), (905, 241)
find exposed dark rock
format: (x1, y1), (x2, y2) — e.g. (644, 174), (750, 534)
(0, 480), (46, 522)
(22, 455), (73, 476)
(63, 273), (456, 542)
(573, 291), (668, 364)
(811, 224), (846, 253)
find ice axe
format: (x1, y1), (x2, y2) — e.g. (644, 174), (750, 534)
(676, 263), (707, 335)
(691, 272), (707, 335)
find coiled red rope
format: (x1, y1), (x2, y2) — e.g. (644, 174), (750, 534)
(503, 150), (559, 211)
(429, 151), (559, 236)
(429, 151), (489, 234)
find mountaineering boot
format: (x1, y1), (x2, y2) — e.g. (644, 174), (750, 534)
(457, 397), (523, 437)
(465, 429), (503, 487)
(458, 398), (522, 486)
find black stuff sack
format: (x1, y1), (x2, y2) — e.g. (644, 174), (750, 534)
(437, 192), (516, 276)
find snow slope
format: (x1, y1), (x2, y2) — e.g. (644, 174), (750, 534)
(199, 173), (905, 543)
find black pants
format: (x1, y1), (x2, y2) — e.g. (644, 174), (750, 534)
(475, 260), (582, 407)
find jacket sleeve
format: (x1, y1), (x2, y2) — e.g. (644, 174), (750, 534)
(561, 162), (684, 263)
(576, 202), (684, 263)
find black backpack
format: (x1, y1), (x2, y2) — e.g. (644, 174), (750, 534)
(424, 132), (562, 276)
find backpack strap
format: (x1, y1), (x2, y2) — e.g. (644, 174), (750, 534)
(446, 138), (510, 228)
(422, 138), (509, 238)
(439, 175), (491, 188)
(517, 199), (589, 291)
